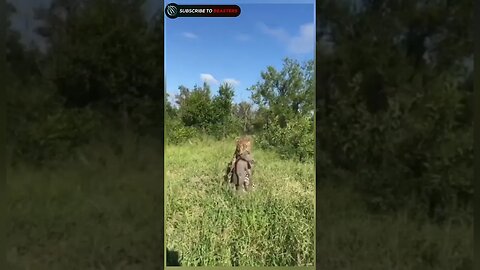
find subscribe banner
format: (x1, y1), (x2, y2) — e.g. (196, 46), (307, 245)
(165, 4), (241, 19)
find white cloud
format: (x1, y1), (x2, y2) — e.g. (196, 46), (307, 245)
(200, 73), (219, 85)
(199, 75), (240, 87)
(258, 23), (289, 41)
(223, 78), (240, 87)
(182, 32), (198, 39)
(258, 22), (314, 54)
(288, 23), (314, 54)
(235, 34), (251, 42)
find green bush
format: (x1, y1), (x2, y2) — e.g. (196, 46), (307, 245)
(10, 109), (101, 165)
(317, 73), (473, 219)
(258, 116), (314, 162)
(7, 82), (102, 165)
(203, 117), (243, 140)
(165, 118), (198, 144)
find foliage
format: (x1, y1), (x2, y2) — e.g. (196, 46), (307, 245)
(257, 115), (314, 162)
(5, 1), (473, 265)
(316, 0), (473, 218)
(168, 82), (240, 141)
(176, 83), (215, 129)
(248, 58), (315, 161)
(234, 101), (255, 134)
(165, 118), (198, 145)
(5, 0), (473, 268)
(250, 58), (314, 128)
(35, 0), (163, 127)
(7, 80), (101, 165)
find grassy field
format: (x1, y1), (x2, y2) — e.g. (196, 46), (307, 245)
(165, 139), (316, 266)
(314, 185), (472, 270)
(166, 139), (472, 269)
(6, 137), (472, 269)
(7, 138), (165, 270)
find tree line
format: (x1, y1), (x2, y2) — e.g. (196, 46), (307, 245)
(314, 0), (473, 220)
(165, 58), (315, 162)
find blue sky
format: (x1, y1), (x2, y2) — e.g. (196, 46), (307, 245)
(165, 1), (315, 104)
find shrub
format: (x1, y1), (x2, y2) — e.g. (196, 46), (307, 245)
(7, 82), (102, 165)
(258, 116), (314, 162)
(165, 118), (198, 144)
(317, 73), (473, 219)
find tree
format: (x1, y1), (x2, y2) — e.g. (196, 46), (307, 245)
(213, 82), (235, 121)
(235, 101), (254, 134)
(249, 58), (314, 128)
(247, 58), (315, 161)
(6, 2), (43, 83)
(176, 84), (215, 129)
(35, 0), (163, 132)
(315, 0), (473, 216)
(212, 82), (235, 136)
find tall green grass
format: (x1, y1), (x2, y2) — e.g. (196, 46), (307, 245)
(165, 139), (315, 266)
(166, 139), (472, 269)
(7, 138), (164, 270)
(6, 137), (471, 269)
(315, 185), (472, 270)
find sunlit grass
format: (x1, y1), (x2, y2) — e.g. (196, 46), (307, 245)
(165, 139), (315, 266)
(6, 137), (471, 269)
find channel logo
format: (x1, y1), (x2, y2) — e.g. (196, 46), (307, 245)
(165, 4), (179, 19)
